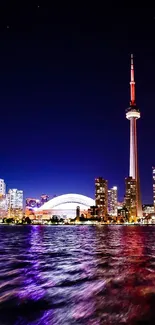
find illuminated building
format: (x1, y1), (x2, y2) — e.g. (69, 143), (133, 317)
(0, 179), (7, 218)
(0, 179), (6, 196)
(117, 201), (124, 209)
(7, 189), (23, 219)
(125, 177), (137, 221)
(41, 194), (49, 206)
(35, 193), (95, 219)
(0, 196), (7, 218)
(26, 198), (41, 208)
(126, 54), (142, 218)
(118, 206), (129, 221)
(142, 204), (154, 216)
(152, 167), (155, 212)
(76, 206), (80, 221)
(108, 186), (118, 216)
(87, 206), (100, 219)
(95, 177), (108, 218)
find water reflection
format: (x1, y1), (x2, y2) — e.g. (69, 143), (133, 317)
(0, 225), (155, 324)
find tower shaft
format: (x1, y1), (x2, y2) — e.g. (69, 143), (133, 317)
(129, 117), (137, 179)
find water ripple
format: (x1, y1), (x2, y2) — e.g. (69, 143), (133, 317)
(0, 225), (155, 324)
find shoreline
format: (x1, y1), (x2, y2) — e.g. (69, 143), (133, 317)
(0, 223), (155, 226)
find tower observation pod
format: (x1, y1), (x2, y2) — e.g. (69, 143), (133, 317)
(126, 54), (142, 219)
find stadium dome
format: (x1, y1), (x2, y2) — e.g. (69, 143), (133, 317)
(36, 193), (95, 219)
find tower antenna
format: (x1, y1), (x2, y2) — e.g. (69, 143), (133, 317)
(130, 54), (136, 106)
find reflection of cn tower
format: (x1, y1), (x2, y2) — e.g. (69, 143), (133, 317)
(126, 54), (142, 218)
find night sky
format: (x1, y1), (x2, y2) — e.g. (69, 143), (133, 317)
(0, 4), (155, 203)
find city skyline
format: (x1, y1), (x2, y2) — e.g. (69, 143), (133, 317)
(0, 5), (155, 202)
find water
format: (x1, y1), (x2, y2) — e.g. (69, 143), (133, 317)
(0, 225), (155, 325)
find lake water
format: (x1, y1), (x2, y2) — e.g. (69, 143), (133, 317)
(0, 225), (155, 324)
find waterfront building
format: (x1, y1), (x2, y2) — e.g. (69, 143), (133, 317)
(152, 167), (155, 212)
(95, 177), (108, 219)
(142, 204), (154, 216)
(7, 189), (23, 219)
(108, 186), (118, 216)
(26, 198), (41, 208)
(87, 206), (100, 219)
(0, 179), (6, 196)
(0, 179), (7, 218)
(76, 206), (80, 221)
(41, 194), (49, 206)
(125, 177), (137, 221)
(0, 196), (7, 219)
(117, 206), (129, 221)
(126, 54), (142, 218)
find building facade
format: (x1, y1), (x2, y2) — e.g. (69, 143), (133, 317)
(0, 179), (7, 219)
(95, 177), (108, 219)
(0, 179), (6, 196)
(125, 177), (137, 221)
(26, 198), (41, 208)
(142, 204), (154, 216)
(41, 194), (49, 206)
(152, 167), (155, 212)
(7, 189), (23, 219)
(108, 186), (118, 216)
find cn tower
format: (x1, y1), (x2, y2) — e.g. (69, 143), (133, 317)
(126, 54), (142, 218)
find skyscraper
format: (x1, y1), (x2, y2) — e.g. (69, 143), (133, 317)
(41, 194), (49, 206)
(125, 177), (137, 221)
(152, 167), (155, 212)
(0, 179), (7, 219)
(26, 198), (41, 208)
(7, 189), (23, 219)
(108, 186), (118, 216)
(126, 54), (142, 218)
(0, 179), (6, 196)
(95, 177), (108, 219)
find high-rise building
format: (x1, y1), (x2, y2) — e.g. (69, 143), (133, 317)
(108, 186), (118, 216)
(26, 198), (41, 208)
(41, 194), (49, 206)
(152, 167), (155, 212)
(0, 179), (6, 196)
(126, 54), (142, 218)
(0, 196), (7, 218)
(95, 177), (108, 218)
(125, 177), (137, 221)
(0, 179), (7, 219)
(7, 189), (23, 219)
(142, 204), (154, 216)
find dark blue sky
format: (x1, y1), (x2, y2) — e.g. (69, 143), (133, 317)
(0, 4), (155, 202)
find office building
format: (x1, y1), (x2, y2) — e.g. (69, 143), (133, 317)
(26, 198), (41, 209)
(142, 204), (154, 216)
(126, 54), (142, 218)
(7, 189), (23, 219)
(152, 167), (155, 212)
(41, 194), (49, 206)
(125, 177), (137, 221)
(95, 177), (108, 218)
(0, 196), (7, 218)
(108, 186), (118, 216)
(0, 179), (6, 196)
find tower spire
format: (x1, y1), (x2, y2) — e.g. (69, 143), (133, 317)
(130, 54), (136, 106)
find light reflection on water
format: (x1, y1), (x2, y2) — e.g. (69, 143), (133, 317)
(0, 225), (155, 324)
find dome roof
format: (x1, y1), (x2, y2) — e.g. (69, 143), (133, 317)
(37, 193), (95, 211)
